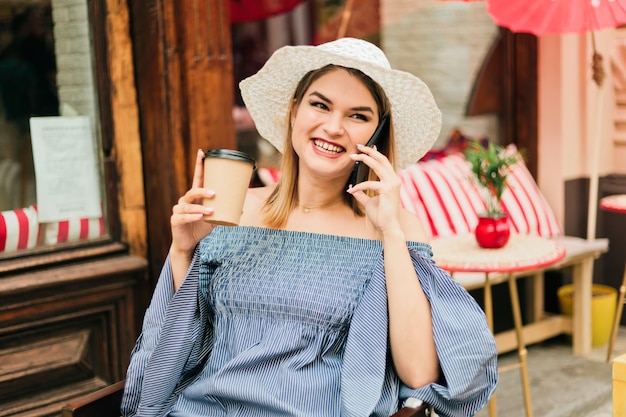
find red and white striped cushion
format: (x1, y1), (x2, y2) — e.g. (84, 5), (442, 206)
(399, 153), (483, 238)
(499, 154), (562, 237)
(399, 148), (562, 239)
(0, 205), (107, 251)
(257, 167), (281, 186)
(41, 216), (106, 245)
(0, 205), (40, 252)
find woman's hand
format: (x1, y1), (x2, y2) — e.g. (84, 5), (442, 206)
(347, 144), (402, 235)
(170, 149), (216, 257)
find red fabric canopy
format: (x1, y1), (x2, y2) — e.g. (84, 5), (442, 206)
(487, 0), (626, 35)
(230, 0), (306, 23)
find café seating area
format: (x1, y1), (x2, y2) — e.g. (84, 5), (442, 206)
(395, 142), (609, 356)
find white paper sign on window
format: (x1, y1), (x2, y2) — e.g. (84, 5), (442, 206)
(30, 116), (102, 222)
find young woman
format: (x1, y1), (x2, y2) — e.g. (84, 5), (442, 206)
(122, 37), (497, 417)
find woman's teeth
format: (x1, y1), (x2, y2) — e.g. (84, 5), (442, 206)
(313, 139), (343, 154)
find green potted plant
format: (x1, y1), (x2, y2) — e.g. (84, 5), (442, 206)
(463, 140), (524, 248)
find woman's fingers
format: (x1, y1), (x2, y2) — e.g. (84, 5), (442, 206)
(172, 202), (212, 216)
(191, 149), (205, 189)
(179, 187), (215, 205)
(349, 145), (396, 189)
(172, 187), (215, 224)
(347, 179), (383, 195)
(351, 145), (394, 179)
(347, 184), (369, 204)
(348, 144), (401, 218)
(171, 212), (204, 226)
(169, 152), (218, 254)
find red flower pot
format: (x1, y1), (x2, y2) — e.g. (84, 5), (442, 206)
(474, 214), (510, 249)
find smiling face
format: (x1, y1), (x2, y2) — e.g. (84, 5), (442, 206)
(290, 67), (380, 180)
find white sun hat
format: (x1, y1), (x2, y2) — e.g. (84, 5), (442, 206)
(239, 37), (442, 169)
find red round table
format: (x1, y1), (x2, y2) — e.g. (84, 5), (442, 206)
(600, 194), (626, 214)
(600, 194), (626, 362)
(431, 234), (565, 273)
(430, 234), (566, 417)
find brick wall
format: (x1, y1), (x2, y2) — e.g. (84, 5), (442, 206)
(381, 0), (499, 148)
(51, 0), (98, 122)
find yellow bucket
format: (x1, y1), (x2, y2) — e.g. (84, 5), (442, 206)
(558, 284), (617, 347)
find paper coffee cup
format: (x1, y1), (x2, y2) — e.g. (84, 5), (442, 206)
(202, 149), (256, 226)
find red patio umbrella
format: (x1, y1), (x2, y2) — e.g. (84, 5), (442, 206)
(487, 0), (626, 35)
(486, 0), (626, 240)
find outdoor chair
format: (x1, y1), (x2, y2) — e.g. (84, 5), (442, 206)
(61, 380), (434, 417)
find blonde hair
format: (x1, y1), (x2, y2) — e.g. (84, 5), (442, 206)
(262, 65), (395, 228)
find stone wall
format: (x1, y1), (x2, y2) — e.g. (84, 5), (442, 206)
(51, 0), (98, 121)
(381, 0), (499, 148)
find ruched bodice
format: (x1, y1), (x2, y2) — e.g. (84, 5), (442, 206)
(178, 227), (383, 416)
(204, 227), (379, 330)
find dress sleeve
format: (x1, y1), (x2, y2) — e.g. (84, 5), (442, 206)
(400, 244), (498, 417)
(341, 243), (497, 417)
(121, 248), (213, 417)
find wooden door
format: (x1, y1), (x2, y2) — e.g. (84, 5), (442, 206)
(129, 0), (236, 289)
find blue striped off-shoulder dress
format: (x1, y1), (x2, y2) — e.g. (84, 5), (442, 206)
(121, 226), (497, 417)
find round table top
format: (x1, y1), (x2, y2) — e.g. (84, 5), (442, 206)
(599, 194), (626, 214)
(429, 234), (566, 273)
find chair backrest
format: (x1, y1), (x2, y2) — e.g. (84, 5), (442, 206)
(398, 148), (562, 240)
(392, 403), (431, 416)
(61, 380), (431, 417)
(62, 380), (125, 417)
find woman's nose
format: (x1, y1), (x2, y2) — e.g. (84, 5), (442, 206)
(324, 115), (345, 137)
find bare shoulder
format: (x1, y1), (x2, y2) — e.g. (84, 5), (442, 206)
(398, 208), (429, 243)
(240, 185), (275, 226)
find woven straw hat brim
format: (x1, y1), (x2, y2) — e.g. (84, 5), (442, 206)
(239, 39), (442, 169)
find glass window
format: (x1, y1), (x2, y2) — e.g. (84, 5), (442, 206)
(0, 1), (107, 256)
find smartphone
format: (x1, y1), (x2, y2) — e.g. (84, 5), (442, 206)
(349, 116), (389, 186)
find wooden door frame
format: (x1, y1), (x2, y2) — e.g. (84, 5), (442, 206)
(502, 30), (539, 178)
(129, 0), (236, 290)
(466, 28), (539, 177)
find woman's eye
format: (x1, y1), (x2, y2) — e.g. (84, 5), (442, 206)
(351, 113), (369, 122)
(310, 100), (329, 110)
